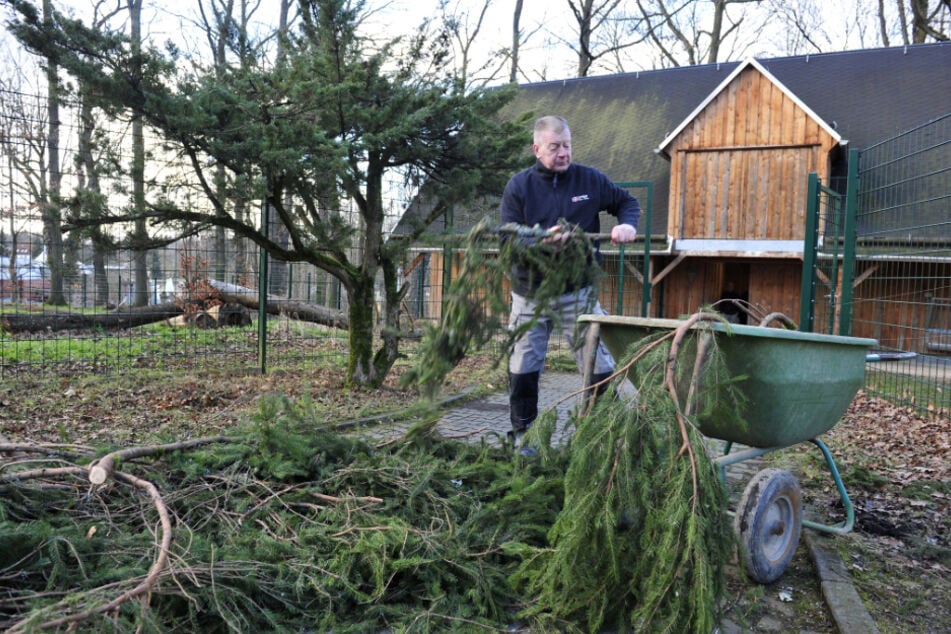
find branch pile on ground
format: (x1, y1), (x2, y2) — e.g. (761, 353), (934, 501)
(1, 398), (565, 632)
(2, 316), (741, 632)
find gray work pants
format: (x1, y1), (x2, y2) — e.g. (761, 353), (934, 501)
(507, 287), (617, 433)
(508, 286), (616, 376)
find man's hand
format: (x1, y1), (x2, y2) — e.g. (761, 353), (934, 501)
(611, 223), (637, 245)
(541, 225), (573, 246)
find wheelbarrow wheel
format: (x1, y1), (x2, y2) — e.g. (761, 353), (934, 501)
(734, 468), (802, 584)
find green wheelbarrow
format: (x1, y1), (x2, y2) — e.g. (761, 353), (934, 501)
(578, 314), (878, 584)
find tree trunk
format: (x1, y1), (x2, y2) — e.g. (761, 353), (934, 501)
(0, 302), (183, 333)
(346, 278), (378, 387)
(510, 0), (523, 83)
(1, 292), (344, 333)
(129, 0), (149, 308)
(43, 0), (66, 306)
(211, 280), (348, 328)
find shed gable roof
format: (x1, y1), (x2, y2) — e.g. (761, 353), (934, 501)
(654, 58), (843, 158)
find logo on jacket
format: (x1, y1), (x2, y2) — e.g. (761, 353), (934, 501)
(571, 194), (590, 203)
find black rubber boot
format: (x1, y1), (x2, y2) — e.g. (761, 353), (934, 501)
(509, 371), (540, 435)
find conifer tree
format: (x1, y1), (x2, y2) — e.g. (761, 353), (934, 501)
(5, 0), (527, 387)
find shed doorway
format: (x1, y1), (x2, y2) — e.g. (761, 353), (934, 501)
(718, 262), (750, 324)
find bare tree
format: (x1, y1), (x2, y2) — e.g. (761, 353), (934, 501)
(0, 53), (52, 303)
(427, 0), (513, 89)
(633, 0), (763, 67)
(70, 0), (125, 308)
(510, 0), (523, 83)
(502, 0), (545, 83)
(905, 0), (950, 42)
(0, 76), (38, 304)
(125, 0), (150, 306)
(194, 0), (265, 283)
(41, 0), (68, 305)
(764, 0), (849, 53)
(199, 0), (238, 283)
(561, 0), (648, 76)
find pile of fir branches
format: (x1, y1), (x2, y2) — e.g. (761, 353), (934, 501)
(513, 319), (740, 632)
(2, 320), (740, 631)
(1, 397), (567, 632)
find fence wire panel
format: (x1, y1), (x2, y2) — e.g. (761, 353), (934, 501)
(0, 237), (351, 380)
(853, 113), (951, 417)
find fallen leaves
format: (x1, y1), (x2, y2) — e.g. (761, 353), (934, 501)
(833, 390), (950, 485)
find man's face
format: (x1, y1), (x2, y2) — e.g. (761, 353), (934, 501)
(533, 128), (572, 173)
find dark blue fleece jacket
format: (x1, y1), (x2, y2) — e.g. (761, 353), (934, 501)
(499, 161), (641, 295)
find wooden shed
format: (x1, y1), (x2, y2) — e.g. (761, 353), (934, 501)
(651, 58), (843, 321)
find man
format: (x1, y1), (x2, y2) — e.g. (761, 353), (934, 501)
(500, 115), (640, 455)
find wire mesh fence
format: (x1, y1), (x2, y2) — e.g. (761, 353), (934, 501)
(0, 236), (353, 380)
(2, 73), (948, 420)
(852, 113), (951, 417)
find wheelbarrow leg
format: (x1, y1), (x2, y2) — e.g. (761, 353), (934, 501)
(582, 321), (601, 411)
(802, 438), (855, 535)
(715, 439), (854, 536)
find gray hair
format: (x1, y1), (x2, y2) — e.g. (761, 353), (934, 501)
(533, 116), (570, 143)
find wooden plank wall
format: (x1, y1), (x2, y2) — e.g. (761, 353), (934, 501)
(746, 259), (802, 322)
(667, 67), (838, 241)
(660, 259), (722, 317)
(850, 260), (951, 353)
(680, 147), (817, 240)
(659, 257), (802, 323)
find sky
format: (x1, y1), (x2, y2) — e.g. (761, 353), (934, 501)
(3, 0), (901, 85)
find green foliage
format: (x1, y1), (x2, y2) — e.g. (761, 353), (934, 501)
(404, 219), (602, 396)
(513, 337), (734, 633)
(1, 406), (563, 631)
(3, 323), (745, 632)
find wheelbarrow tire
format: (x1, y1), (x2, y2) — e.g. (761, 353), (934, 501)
(734, 468), (803, 584)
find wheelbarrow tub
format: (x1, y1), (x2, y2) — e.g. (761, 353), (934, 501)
(580, 315), (878, 448)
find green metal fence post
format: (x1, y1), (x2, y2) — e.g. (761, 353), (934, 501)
(442, 206), (454, 300)
(616, 242), (626, 315)
(800, 173), (821, 332)
(415, 255), (428, 319)
(287, 263), (293, 299)
(258, 202), (269, 374)
(641, 182), (653, 317)
(839, 149), (861, 337)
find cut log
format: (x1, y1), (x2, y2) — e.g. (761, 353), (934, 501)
(210, 280), (348, 329)
(0, 288), (346, 334)
(209, 302), (252, 327)
(0, 302), (184, 334)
